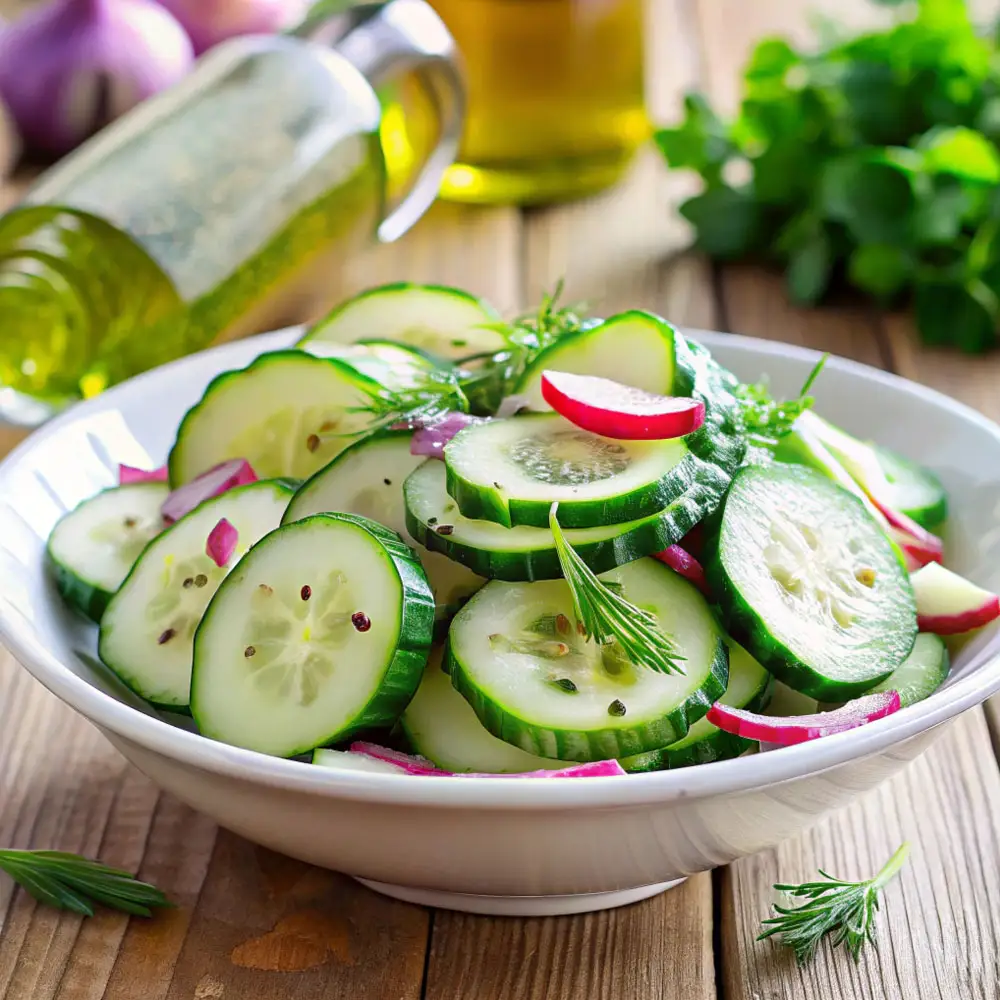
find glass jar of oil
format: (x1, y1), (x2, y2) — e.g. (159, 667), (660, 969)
(432, 0), (648, 204)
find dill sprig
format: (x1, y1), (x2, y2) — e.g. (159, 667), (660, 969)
(758, 842), (909, 965)
(735, 353), (828, 449)
(349, 368), (470, 433)
(549, 503), (685, 675)
(0, 848), (171, 918)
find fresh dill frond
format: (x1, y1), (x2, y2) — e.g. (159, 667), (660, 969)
(735, 353), (829, 449)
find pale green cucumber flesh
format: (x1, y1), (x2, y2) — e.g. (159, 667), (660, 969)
(168, 350), (382, 487)
(405, 459), (705, 581)
(445, 558), (728, 761)
(191, 513), (434, 758)
(621, 642), (774, 772)
(298, 283), (505, 360)
(98, 481), (294, 709)
(47, 481), (168, 623)
(284, 432), (484, 626)
(865, 632), (949, 708)
(704, 463), (918, 701)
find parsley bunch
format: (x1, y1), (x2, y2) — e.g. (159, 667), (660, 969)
(656, 0), (1000, 352)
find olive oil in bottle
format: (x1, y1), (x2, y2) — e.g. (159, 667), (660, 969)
(432, 0), (648, 204)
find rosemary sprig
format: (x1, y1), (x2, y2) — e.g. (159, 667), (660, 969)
(758, 842), (909, 965)
(0, 848), (171, 917)
(548, 503), (685, 675)
(735, 353), (829, 449)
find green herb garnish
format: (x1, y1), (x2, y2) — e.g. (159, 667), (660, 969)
(758, 842), (909, 964)
(549, 503), (685, 675)
(736, 353), (828, 448)
(349, 368), (471, 433)
(656, 0), (1000, 352)
(0, 848), (171, 917)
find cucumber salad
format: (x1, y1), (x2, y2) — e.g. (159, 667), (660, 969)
(46, 282), (997, 777)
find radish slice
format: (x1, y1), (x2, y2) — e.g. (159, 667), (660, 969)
(205, 518), (238, 568)
(652, 544), (709, 595)
(119, 463), (168, 485)
(540, 370), (706, 440)
(707, 690), (901, 745)
(347, 743), (625, 777)
(162, 458), (257, 523)
(411, 413), (486, 459)
(870, 494), (943, 568)
(911, 562), (1000, 635)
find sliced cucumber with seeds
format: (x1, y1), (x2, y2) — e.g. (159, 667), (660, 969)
(704, 463), (918, 701)
(405, 459), (706, 580)
(865, 632), (949, 708)
(516, 310), (676, 411)
(284, 432), (484, 627)
(401, 651), (567, 773)
(191, 513), (435, 758)
(168, 351), (382, 487)
(297, 341), (437, 391)
(47, 482), (168, 623)
(621, 642), (773, 772)
(873, 446), (948, 530)
(98, 480), (294, 709)
(445, 558), (728, 761)
(445, 413), (691, 529)
(298, 283), (505, 360)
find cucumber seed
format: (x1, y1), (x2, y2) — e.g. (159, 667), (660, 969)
(383, 478), (392, 486)
(157, 628), (176, 645)
(427, 517), (438, 526)
(182, 577), (194, 589)
(552, 677), (578, 693)
(306, 433), (320, 453)
(300, 585), (312, 601)
(352, 611), (371, 632)
(436, 524), (455, 536)
(608, 699), (627, 717)
(257, 583), (273, 596)
(555, 613), (571, 635)
(244, 645), (256, 658)
(855, 567), (877, 587)
(123, 517), (137, 528)
(194, 574), (208, 588)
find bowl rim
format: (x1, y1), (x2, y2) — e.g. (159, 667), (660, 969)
(3, 327), (999, 811)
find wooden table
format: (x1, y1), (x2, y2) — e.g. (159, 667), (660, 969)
(4, 0), (1000, 996)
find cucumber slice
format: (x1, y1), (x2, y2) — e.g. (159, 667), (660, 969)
(98, 480), (294, 709)
(297, 341), (436, 391)
(283, 432), (484, 624)
(704, 463), (918, 701)
(444, 413), (690, 529)
(865, 632), (949, 708)
(168, 350), (381, 487)
(621, 642), (773, 772)
(47, 482), (168, 623)
(405, 459), (704, 581)
(191, 513), (434, 758)
(515, 311), (676, 411)
(873, 446), (948, 530)
(312, 748), (409, 775)
(445, 558), (728, 761)
(401, 651), (567, 773)
(297, 283), (505, 360)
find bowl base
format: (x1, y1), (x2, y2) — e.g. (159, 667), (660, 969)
(354, 877), (686, 916)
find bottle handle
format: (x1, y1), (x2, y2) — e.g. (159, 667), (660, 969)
(311, 0), (465, 244)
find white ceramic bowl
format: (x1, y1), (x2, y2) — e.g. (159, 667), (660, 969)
(2, 329), (1000, 917)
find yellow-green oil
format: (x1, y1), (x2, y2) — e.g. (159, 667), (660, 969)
(431, 0), (649, 204)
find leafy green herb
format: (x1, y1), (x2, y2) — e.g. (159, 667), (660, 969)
(348, 368), (470, 433)
(655, 0), (1000, 352)
(736, 354), (828, 448)
(548, 503), (685, 675)
(759, 842), (909, 964)
(0, 848), (171, 917)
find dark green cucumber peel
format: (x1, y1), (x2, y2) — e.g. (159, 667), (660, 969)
(443, 331), (748, 531)
(47, 554), (114, 624)
(404, 461), (710, 582)
(443, 633), (729, 763)
(703, 464), (918, 702)
(874, 445), (948, 530)
(191, 512), (435, 757)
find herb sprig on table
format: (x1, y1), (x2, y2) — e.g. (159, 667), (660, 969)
(656, 0), (1000, 352)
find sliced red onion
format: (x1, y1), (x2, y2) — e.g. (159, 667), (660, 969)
(348, 743), (625, 778)
(153, 0), (306, 55)
(0, 0), (193, 156)
(0, 90), (19, 180)
(410, 413), (486, 459)
(161, 458), (256, 523)
(205, 517), (238, 567)
(119, 463), (168, 485)
(707, 690), (901, 746)
(652, 544), (709, 595)
(870, 494), (944, 568)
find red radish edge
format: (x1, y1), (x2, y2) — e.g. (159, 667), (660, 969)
(706, 690), (901, 746)
(652, 545), (709, 595)
(348, 743), (625, 778)
(911, 563), (1000, 635)
(540, 370), (706, 440)
(119, 463), (168, 485)
(206, 518), (238, 568)
(868, 493), (943, 567)
(410, 413), (485, 459)
(161, 459), (257, 523)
